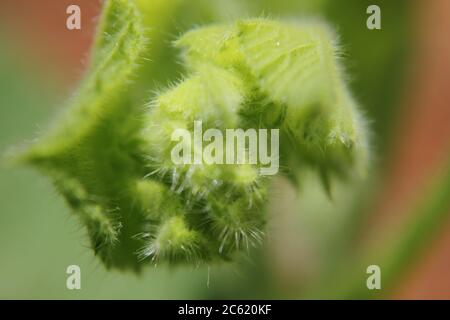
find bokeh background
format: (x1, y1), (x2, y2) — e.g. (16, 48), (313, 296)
(1, 0), (450, 299)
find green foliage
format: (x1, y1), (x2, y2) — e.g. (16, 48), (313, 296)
(176, 19), (369, 179)
(19, 0), (368, 271)
(22, 0), (149, 271)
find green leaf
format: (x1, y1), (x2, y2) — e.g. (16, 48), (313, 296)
(21, 0), (149, 271)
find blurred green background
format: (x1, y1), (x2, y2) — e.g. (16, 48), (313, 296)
(1, 0), (450, 299)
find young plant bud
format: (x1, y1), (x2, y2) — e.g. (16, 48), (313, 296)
(18, 0), (368, 271)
